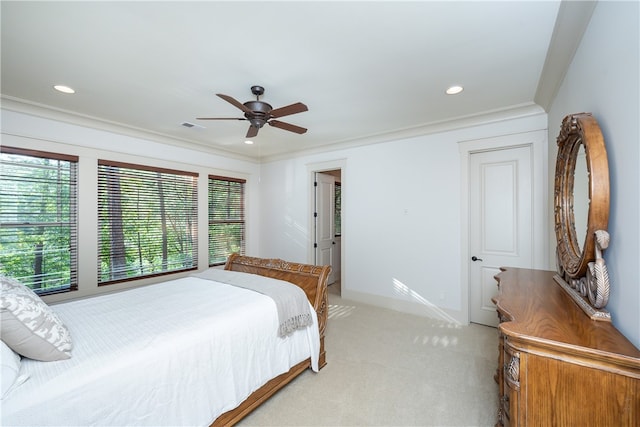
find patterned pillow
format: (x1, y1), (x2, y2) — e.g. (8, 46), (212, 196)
(0, 276), (73, 361)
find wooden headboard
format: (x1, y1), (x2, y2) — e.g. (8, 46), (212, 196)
(224, 253), (330, 366)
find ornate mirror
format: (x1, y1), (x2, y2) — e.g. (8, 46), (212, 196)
(554, 112), (611, 320)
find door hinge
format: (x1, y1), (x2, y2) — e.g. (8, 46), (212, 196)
(314, 212), (318, 217)
(314, 181), (318, 187)
(314, 243), (318, 248)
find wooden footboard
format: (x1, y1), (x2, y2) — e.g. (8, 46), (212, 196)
(211, 254), (330, 426)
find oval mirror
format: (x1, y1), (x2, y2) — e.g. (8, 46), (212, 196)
(554, 113), (612, 317)
(554, 113), (609, 279)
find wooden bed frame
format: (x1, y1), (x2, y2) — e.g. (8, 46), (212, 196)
(211, 254), (330, 426)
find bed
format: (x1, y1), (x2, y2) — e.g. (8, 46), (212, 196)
(0, 254), (330, 426)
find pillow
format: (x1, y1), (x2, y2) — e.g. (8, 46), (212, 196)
(0, 276), (73, 361)
(1, 340), (22, 398)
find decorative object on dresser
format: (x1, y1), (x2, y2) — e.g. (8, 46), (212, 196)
(553, 112), (611, 320)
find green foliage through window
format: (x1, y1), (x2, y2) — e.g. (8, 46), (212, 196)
(0, 147), (78, 294)
(98, 161), (198, 284)
(208, 176), (245, 265)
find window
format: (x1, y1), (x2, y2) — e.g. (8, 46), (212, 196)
(0, 147), (78, 294)
(208, 175), (245, 266)
(98, 160), (198, 284)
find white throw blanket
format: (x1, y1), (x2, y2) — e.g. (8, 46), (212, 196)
(191, 269), (314, 337)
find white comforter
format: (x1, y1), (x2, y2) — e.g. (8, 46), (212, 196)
(1, 275), (320, 426)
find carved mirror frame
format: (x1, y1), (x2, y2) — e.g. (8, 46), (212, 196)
(554, 112), (611, 320)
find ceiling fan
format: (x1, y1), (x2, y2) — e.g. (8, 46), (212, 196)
(197, 85), (308, 138)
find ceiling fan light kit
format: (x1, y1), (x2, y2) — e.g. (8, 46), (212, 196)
(197, 85), (308, 139)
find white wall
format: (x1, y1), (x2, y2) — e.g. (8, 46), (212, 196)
(547, 1), (640, 347)
(1, 109), (262, 303)
(260, 113), (547, 324)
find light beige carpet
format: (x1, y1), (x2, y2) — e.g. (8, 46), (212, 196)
(238, 284), (499, 426)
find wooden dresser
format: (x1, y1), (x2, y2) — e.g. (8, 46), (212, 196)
(492, 268), (640, 426)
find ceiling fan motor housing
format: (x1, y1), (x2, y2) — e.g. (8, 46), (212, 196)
(243, 100), (272, 128)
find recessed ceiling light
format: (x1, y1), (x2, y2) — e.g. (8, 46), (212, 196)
(446, 85), (463, 95)
(244, 140), (254, 145)
(53, 85), (75, 94)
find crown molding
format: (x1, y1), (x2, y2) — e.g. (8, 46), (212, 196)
(3, 96), (545, 165)
(1, 96), (257, 163)
(260, 103), (546, 163)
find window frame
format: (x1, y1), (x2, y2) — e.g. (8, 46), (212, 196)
(208, 175), (246, 266)
(97, 159), (199, 285)
(0, 146), (79, 295)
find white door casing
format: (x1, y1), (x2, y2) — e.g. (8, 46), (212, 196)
(459, 130), (548, 327)
(306, 159), (346, 291)
(315, 172), (336, 284)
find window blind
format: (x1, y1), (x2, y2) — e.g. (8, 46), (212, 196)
(0, 146), (78, 294)
(208, 175), (246, 266)
(98, 160), (198, 284)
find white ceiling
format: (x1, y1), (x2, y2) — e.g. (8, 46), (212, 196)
(2, 1), (585, 161)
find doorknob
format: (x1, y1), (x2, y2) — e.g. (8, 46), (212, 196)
(471, 256), (483, 262)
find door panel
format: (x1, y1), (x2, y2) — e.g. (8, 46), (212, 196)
(470, 146), (533, 326)
(483, 162), (517, 253)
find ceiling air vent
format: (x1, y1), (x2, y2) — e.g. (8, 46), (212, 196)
(181, 121), (204, 129)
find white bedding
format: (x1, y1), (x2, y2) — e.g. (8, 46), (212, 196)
(1, 275), (320, 426)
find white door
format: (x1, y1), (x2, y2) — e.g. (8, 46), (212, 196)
(469, 146), (533, 326)
(315, 172), (336, 284)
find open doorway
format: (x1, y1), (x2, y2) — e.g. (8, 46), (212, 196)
(315, 170), (341, 288)
(308, 160), (345, 296)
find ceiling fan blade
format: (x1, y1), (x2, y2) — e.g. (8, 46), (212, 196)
(269, 120), (307, 134)
(196, 117), (246, 121)
(217, 93), (254, 115)
(269, 102), (308, 119)
(246, 125), (259, 138)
